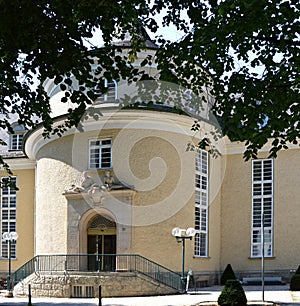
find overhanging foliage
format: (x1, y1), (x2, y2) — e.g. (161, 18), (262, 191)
(0, 0), (299, 173)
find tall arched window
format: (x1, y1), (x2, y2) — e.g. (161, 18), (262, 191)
(95, 79), (117, 102)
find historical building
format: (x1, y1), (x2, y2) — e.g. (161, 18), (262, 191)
(0, 33), (299, 297)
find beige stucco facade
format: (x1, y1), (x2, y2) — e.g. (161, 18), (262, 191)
(1, 42), (299, 288)
(220, 145), (300, 276)
(0, 164), (35, 274)
(25, 110), (212, 268)
(1, 107), (300, 284)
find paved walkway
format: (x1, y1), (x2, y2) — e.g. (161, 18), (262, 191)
(1, 285), (300, 306)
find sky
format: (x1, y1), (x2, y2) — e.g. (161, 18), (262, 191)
(83, 10), (188, 49)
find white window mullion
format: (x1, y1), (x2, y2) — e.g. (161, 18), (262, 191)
(89, 139), (112, 169)
(251, 159), (273, 258)
(194, 150), (209, 257)
(1, 177), (17, 259)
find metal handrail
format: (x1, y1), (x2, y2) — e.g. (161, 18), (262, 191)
(11, 254), (182, 292)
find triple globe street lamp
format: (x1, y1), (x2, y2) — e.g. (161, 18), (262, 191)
(171, 227), (196, 292)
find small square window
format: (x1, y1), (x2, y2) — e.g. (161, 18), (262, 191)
(89, 139), (112, 169)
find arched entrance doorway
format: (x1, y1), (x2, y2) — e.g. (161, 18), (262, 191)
(87, 215), (116, 271)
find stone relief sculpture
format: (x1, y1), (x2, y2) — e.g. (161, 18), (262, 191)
(103, 170), (124, 191)
(65, 170), (126, 196)
(65, 171), (94, 193)
(88, 184), (104, 203)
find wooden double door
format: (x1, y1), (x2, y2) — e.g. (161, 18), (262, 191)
(87, 232), (116, 271)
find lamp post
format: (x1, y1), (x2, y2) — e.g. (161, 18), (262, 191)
(171, 227), (196, 293)
(2, 231), (18, 293)
(261, 212), (265, 302)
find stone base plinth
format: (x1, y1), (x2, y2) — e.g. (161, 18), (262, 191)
(13, 271), (178, 298)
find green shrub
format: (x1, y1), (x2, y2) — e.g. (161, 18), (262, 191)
(218, 279), (247, 306)
(220, 264), (237, 285)
(295, 265), (300, 275)
(290, 274), (300, 291)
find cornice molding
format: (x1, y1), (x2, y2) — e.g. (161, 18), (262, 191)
(224, 137), (300, 155)
(25, 108), (215, 160)
(1, 157), (35, 170)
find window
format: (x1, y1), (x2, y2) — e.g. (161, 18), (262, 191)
(72, 285), (94, 298)
(10, 134), (24, 151)
(194, 150), (209, 257)
(95, 79), (117, 102)
(89, 139), (112, 169)
(1, 177), (17, 259)
(251, 159), (274, 257)
(9, 124), (26, 151)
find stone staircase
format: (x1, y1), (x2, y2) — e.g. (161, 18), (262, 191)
(10, 254), (182, 298)
(13, 271), (178, 298)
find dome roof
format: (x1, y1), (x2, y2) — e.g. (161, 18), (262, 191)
(111, 27), (158, 50)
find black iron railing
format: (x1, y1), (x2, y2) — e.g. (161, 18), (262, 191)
(11, 254), (182, 291)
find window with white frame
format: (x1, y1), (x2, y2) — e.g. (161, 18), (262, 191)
(194, 150), (209, 257)
(1, 177), (17, 259)
(95, 79), (117, 102)
(89, 139), (112, 169)
(10, 134), (24, 151)
(251, 159), (274, 257)
(9, 124), (26, 151)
